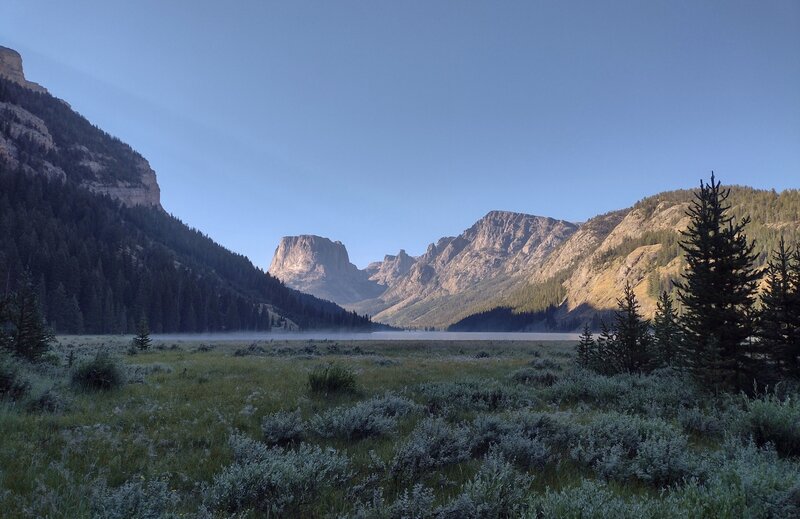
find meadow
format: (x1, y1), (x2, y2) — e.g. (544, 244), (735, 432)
(1, 336), (799, 518)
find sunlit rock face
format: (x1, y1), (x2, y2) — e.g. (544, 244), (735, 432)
(0, 46), (161, 208)
(269, 235), (384, 305)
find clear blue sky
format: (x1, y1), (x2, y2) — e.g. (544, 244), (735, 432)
(2, 1), (798, 268)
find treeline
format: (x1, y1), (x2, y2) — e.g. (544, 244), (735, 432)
(578, 175), (800, 391)
(0, 166), (371, 333)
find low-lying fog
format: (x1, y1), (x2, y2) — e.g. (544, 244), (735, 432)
(151, 331), (580, 342)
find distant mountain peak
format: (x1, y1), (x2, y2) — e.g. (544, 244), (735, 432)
(0, 46), (48, 94)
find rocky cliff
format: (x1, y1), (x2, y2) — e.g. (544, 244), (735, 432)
(0, 47), (161, 208)
(269, 235), (384, 304)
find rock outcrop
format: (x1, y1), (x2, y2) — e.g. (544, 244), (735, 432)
(0, 46), (161, 208)
(0, 46), (48, 94)
(269, 236), (384, 304)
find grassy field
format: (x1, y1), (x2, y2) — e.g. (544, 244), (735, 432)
(1, 336), (799, 518)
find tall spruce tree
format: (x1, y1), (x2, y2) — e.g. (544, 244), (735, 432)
(758, 238), (800, 378)
(652, 291), (682, 368)
(9, 271), (54, 362)
(609, 282), (652, 373)
(676, 173), (760, 391)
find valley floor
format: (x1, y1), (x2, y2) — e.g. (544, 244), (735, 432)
(1, 337), (798, 517)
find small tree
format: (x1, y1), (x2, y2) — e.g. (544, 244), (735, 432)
(9, 271), (53, 362)
(652, 291), (682, 368)
(758, 238), (800, 378)
(608, 282), (652, 373)
(133, 317), (152, 351)
(576, 323), (595, 369)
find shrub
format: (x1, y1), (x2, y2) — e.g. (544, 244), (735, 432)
(415, 380), (529, 414)
(390, 418), (471, 480)
(495, 433), (550, 470)
(469, 414), (522, 455)
(26, 388), (69, 414)
(510, 368), (559, 387)
(436, 452), (532, 518)
(308, 364), (357, 395)
(528, 358), (562, 371)
(740, 392), (800, 458)
(208, 435), (351, 515)
(530, 479), (662, 518)
(312, 394), (420, 440)
(0, 361), (29, 400)
(677, 406), (724, 437)
(568, 413), (695, 486)
(350, 484), (436, 519)
(91, 478), (180, 519)
(261, 408), (306, 445)
(71, 353), (124, 391)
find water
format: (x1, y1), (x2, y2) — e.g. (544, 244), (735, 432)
(151, 331), (579, 342)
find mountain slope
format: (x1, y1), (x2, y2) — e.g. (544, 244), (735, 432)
(0, 51), (371, 333)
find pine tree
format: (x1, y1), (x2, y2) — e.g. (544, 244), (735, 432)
(133, 316), (152, 351)
(758, 238), (800, 378)
(609, 282), (652, 373)
(10, 270), (54, 362)
(676, 173), (761, 391)
(652, 291), (682, 368)
(594, 320), (617, 375)
(0, 292), (12, 352)
(576, 323), (595, 369)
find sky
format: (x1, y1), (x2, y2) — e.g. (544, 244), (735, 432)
(1, 1), (798, 268)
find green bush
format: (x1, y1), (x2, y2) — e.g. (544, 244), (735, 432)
(0, 361), (29, 400)
(390, 418), (471, 480)
(308, 364), (357, 395)
(71, 353), (124, 391)
(312, 394), (420, 440)
(740, 392), (800, 457)
(261, 408), (306, 445)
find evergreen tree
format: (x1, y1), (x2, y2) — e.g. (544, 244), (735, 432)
(576, 323), (595, 369)
(9, 270), (54, 361)
(133, 317), (152, 351)
(608, 282), (652, 373)
(0, 291), (12, 352)
(594, 320), (617, 375)
(758, 238), (800, 378)
(676, 173), (761, 391)
(652, 291), (682, 368)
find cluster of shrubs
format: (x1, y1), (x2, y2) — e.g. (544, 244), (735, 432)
(207, 434), (351, 515)
(414, 380), (531, 414)
(261, 394), (421, 445)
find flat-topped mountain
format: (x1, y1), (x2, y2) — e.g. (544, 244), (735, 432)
(0, 46), (48, 94)
(269, 235), (384, 304)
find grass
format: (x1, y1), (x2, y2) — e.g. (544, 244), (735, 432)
(0, 336), (798, 517)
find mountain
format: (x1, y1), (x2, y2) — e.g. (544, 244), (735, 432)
(269, 235), (384, 304)
(0, 47), (372, 333)
(269, 211), (579, 326)
(270, 189), (800, 331)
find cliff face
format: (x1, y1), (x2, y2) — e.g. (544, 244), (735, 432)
(269, 235), (384, 304)
(0, 46), (48, 94)
(0, 47), (161, 208)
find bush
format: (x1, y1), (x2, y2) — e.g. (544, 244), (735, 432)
(0, 361), (29, 400)
(469, 414), (522, 455)
(436, 452), (532, 518)
(528, 358), (562, 371)
(568, 413), (695, 486)
(510, 368), (559, 387)
(350, 484), (436, 519)
(208, 435), (351, 515)
(495, 433), (550, 470)
(677, 406), (724, 437)
(308, 364), (357, 395)
(740, 392), (800, 457)
(390, 418), (471, 480)
(530, 479), (662, 518)
(415, 380), (529, 414)
(312, 394), (420, 440)
(91, 478), (180, 519)
(261, 408), (306, 445)
(26, 388), (69, 413)
(71, 353), (124, 391)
